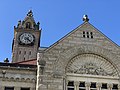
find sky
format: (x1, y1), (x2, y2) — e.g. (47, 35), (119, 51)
(0, 0), (120, 62)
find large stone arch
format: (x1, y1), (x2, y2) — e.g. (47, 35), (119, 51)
(53, 44), (120, 78)
(66, 53), (118, 77)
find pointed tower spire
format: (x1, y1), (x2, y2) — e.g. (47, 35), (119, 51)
(83, 15), (89, 22)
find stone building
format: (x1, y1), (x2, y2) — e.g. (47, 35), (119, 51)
(0, 11), (120, 90)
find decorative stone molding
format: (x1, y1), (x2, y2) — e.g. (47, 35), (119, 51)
(2, 76), (36, 83)
(52, 44), (120, 77)
(66, 54), (117, 76)
(73, 63), (109, 76)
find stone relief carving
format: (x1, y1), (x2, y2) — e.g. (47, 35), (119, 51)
(68, 63), (114, 76)
(66, 54), (118, 76)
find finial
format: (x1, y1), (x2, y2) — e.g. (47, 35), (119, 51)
(83, 15), (89, 22)
(27, 10), (33, 17)
(37, 22), (40, 29)
(4, 58), (9, 63)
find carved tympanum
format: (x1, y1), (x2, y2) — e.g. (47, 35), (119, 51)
(66, 54), (118, 76)
(68, 63), (113, 76)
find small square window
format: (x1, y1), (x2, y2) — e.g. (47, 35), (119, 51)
(19, 51), (21, 54)
(21, 88), (30, 90)
(90, 32), (93, 35)
(83, 31), (85, 34)
(87, 35), (89, 38)
(24, 51), (26, 55)
(68, 88), (74, 90)
(102, 83), (107, 89)
(79, 82), (85, 87)
(113, 84), (118, 89)
(68, 81), (74, 86)
(83, 35), (85, 38)
(87, 32), (89, 35)
(91, 35), (93, 38)
(5, 87), (14, 90)
(90, 82), (96, 88)
(29, 51), (31, 55)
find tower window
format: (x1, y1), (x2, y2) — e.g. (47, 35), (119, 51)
(19, 51), (21, 54)
(29, 51), (31, 55)
(26, 22), (31, 29)
(24, 51), (26, 55)
(24, 57), (25, 61)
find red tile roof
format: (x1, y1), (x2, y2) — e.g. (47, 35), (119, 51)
(13, 59), (37, 65)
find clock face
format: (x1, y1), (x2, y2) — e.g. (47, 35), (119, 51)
(19, 33), (35, 45)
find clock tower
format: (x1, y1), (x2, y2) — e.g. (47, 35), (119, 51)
(12, 10), (41, 63)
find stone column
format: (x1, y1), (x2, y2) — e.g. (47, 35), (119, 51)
(63, 78), (66, 90)
(85, 82), (91, 90)
(1, 86), (4, 90)
(36, 52), (43, 90)
(107, 83), (113, 90)
(74, 81), (80, 90)
(66, 81), (69, 90)
(30, 87), (35, 90)
(118, 84), (120, 90)
(14, 87), (20, 90)
(96, 83), (102, 90)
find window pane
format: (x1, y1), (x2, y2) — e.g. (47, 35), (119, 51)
(68, 88), (74, 90)
(21, 88), (30, 90)
(5, 87), (14, 90)
(79, 82), (85, 87)
(90, 83), (96, 88)
(113, 84), (118, 89)
(79, 89), (85, 90)
(68, 81), (74, 86)
(102, 83), (107, 89)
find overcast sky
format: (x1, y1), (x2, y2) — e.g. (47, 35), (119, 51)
(0, 0), (120, 62)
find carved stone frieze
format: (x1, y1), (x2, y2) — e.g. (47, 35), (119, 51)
(66, 54), (118, 76)
(68, 63), (114, 76)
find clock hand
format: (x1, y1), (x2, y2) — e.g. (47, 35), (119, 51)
(26, 37), (31, 42)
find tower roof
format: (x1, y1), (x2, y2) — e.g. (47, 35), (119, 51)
(15, 10), (40, 30)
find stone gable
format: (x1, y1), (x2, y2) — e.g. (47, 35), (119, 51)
(37, 21), (120, 90)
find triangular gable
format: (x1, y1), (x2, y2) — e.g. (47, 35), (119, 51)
(45, 22), (119, 52)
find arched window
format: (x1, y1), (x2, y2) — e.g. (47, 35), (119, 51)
(26, 22), (31, 29)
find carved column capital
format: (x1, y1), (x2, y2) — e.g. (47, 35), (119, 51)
(74, 81), (80, 86)
(118, 84), (120, 90)
(96, 83), (102, 88)
(66, 80), (69, 86)
(107, 83), (113, 88)
(85, 82), (91, 87)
